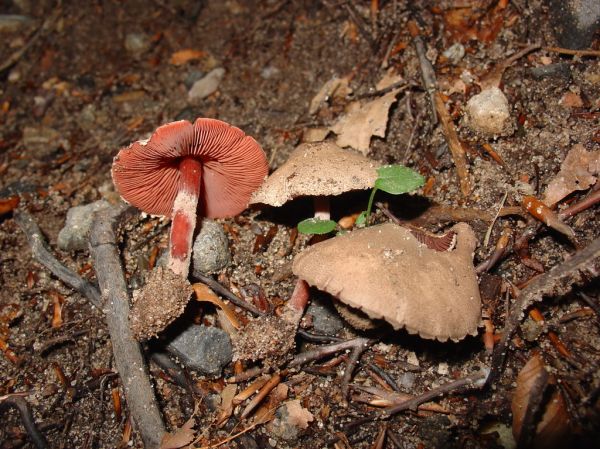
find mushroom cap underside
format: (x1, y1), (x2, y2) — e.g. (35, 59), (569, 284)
(250, 141), (381, 206)
(112, 118), (268, 217)
(292, 223), (481, 341)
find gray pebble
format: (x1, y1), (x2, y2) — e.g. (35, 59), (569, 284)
(191, 219), (230, 276)
(165, 325), (232, 376)
(549, 0), (600, 49)
(57, 200), (111, 251)
(124, 32), (151, 56)
(305, 294), (345, 336)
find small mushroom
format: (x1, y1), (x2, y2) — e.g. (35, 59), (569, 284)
(292, 222), (481, 342)
(112, 118), (268, 338)
(250, 141), (381, 219)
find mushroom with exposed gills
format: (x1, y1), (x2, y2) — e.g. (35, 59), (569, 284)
(250, 141), (381, 220)
(293, 222), (482, 342)
(112, 118), (268, 339)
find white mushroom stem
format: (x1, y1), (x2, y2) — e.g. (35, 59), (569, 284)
(313, 196), (331, 221)
(167, 157), (203, 277)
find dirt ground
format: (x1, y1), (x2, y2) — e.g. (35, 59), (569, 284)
(1, 1), (599, 448)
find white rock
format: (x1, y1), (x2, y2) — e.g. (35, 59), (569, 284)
(465, 87), (511, 136)
(188, 68), (225, 101)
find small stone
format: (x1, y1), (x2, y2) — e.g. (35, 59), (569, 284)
(57, 200), (111, 251)
(437, 362), (449, 375)
(398, 372), (416, 389)
(305, 295), (344, 336)
(188, 68), (225, 102)
(191, 219), (230, 276)
(166, 324), (232, 376)
(442, 43), (465, 65)
(124, 32), (151, 56)
(549, 0), (600, 50)
(465, 87), (511, 136)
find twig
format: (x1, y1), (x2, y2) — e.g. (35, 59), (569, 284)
(89, 204), (165, 449)
(344, 370), (487, 429)
(434, 92), (471, 196)
(341, 342), (368, 399)
(297, 329), (343, 343)
(383, 371), (487, 416)
(544, 46), (600, 57)
(192, 272), (263, 316)
(240, 372), (283, 419)
(0, 393), (48, 449)
(14, 211), (102, 308)
(366, 362), (400, 392)
(409, 21), (437, 125)
(289, 337), (373, 368)
(487, 236), (600, 386)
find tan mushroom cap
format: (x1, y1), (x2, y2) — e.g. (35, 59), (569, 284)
(250, 141), (381, 207)
(112, 118), (268, 218)
(292, 223), (482, 342)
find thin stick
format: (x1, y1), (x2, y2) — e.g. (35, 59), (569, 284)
(193, 272), (263, 316)
(434, 92), (471, 196)
(341, 343), (368, 399)
(0, 393), (48, 449)
(487, 236), (600, 386)
(240, 372), (283, 419)
(383, 371), (486, 415)
(289, 337), (373, 368)
(413, 36), (438, 126)
(14, 211), (102, 308)
(544, 46), (600, 57)
(89, 204), (165, 449)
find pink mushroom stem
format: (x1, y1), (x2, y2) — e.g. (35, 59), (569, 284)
(167, 157), (203, 277)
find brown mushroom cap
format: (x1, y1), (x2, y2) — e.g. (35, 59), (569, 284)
(250, 141), (381, 207)
(112, 118), (268, 217)
(292, 223), (481, 342)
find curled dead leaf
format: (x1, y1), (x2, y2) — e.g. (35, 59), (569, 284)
(543, 144), (600, 206)
(0, 196), (20, 216)
(512, 353), (570, 449)
(330, 88), (400, 155)
(160, 416), (195, 449)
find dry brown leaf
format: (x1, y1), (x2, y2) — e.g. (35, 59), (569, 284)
(216, 384), (237, 426)
(512, 353), (570, 449)
(160, 416), (195, 449)
(192, 283), (241, 329)
(309, 76), (352, 115)
(543, 144), (600, 206)
(281, 399), (314, 430)
(169, 49), (206, 66)
(330, 88), (400, 155)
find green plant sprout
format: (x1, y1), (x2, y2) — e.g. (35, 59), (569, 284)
(297, 165), (424, 234)
(297, 217), (337, 235)
(361, 165), (425, 225)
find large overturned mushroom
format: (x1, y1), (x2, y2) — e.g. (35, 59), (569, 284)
(112, 118), (268, 339)
(250, 141), (381, 219)
(292, 222), (481, 342)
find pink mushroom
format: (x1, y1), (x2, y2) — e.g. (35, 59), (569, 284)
(112, 118), (268, 278)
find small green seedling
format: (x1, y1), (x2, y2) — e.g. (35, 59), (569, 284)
(362, 165), (425, 226)
(297, 165), (424, 234)
(297, 217), (337, 235)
